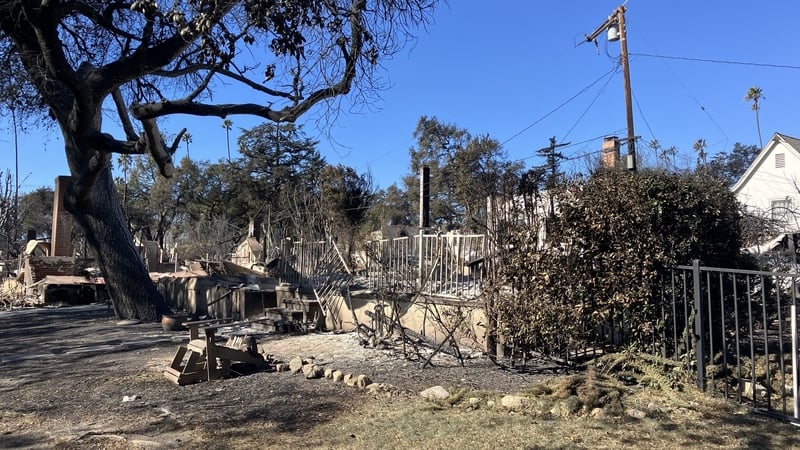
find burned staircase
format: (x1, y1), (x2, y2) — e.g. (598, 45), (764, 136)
(305, 239), (353, 318)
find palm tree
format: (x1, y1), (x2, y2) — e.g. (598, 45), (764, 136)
(693, 138), (707, 166)
(648, 139), (662, 169)
(660, 146), (677, 170)
(222, 119), (233, 162)
(744, 86), (765, 148)
(181, 132), (192, 159)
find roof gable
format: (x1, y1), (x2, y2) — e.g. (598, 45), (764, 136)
(732, 132), (800, 193)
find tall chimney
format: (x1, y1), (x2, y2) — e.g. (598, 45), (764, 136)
(602, 136), (620, 169)
(51, 176), (75, 257)
(419, 166), (430, 229)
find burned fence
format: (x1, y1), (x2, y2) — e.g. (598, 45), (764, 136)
(362, 233), (485, 299)
(276, 233), (485, 300)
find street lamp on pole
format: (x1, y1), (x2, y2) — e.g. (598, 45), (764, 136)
(582, 4), (637, 172)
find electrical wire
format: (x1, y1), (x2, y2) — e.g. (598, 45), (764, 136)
(631, 43), (733, 147)
(560, 66), (619, 144)
(631, 89), (657, 149)
(511, 131), (625, 164)
(631, 53), (800, 70)
(500, 66), (619, 147)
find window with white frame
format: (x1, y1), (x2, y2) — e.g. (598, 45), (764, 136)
(771, 198), (792, 222)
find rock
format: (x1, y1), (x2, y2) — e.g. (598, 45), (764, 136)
(275, 363), (290, 372)
(627, 408), (647, 420)
(367, 383), (399, 395)
(302, 364), (323, 379)
(550, 398), (580, 418)
(121, 395), (140, 402)
(116, 319), (141, 327)
(486, 400), (496, 408)
(332, 370), (344, 382)
(356, 374), (372, 388)
(366, 383), (384, 392)
(288, 356), (305, 374)
(420, 386), (450, 401)
(344, 373), (357, 387)
(500, 394), (527, 411)
(468, 397), (481, 408)
(324, 368), (334, 379)
(647, 402), (661, 413)
(742, 381), (769, 398)
(590, 407), (605, 418)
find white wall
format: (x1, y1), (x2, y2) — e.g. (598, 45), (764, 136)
(735, 139), (800, 231)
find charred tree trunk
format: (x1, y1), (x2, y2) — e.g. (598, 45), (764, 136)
(63, 140), (171, 321)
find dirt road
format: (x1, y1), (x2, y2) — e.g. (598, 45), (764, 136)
(0, 304), (553, 449)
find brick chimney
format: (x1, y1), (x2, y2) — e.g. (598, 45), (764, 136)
(51, 176), (75, 257)
(602, 136), (620, 169)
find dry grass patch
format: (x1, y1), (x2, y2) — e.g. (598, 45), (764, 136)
(198, 354), (800, 450)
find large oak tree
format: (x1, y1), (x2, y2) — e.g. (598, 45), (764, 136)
(0, 0), (436, 320)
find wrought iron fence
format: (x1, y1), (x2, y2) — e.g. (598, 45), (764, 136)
(536, 260), (800, 422)
(659, 261), (800, 422)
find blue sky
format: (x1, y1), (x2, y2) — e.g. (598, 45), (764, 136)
(4, 1), (800, 194)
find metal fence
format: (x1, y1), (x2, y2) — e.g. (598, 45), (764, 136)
(276, 236), (800, 419)
(362, 232), (485, 299)
(277, 239), (332, 289)
(658, 261), (800, 422)
(277, 233), (485, 300)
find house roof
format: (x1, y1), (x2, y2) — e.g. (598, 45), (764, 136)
(731, 132), (800, 193)
(241, 236), (263, 253)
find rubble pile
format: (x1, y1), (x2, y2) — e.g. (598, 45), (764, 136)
(0, 278), (37, 310)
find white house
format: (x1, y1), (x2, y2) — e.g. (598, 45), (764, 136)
(733, 133), (800, 232)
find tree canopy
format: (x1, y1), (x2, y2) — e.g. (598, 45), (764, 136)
(402, 116), (522, 231)
(705, 142), (761, 186)
(0, 0), (437, 320)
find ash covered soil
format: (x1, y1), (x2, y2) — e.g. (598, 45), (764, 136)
(0, 304), (561, 449)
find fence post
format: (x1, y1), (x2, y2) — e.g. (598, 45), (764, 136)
(693, 259), (705, 391)
(418, 229), (424, 291)
(792, 302), (799, 420)
(279, 238), (291, 284)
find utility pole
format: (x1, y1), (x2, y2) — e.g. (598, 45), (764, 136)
(537, 137), (569, 219)
(581, 4), (637, 171)
(617, 6), (636, 172)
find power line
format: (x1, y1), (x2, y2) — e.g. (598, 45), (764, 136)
(631, 45), (733, 145)
(561, 66), (619, 144)
(500, 67), (618, 147)
(631, 89), (657, 148)
(631, 52), (800, 70)
(514, 131), (624, 163)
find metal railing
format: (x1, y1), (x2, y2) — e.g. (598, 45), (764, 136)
(363, 232), (485, 299)
(659, 261), (799, 422)
(277, 239), (331, 289)
(278, 233), (485, 300)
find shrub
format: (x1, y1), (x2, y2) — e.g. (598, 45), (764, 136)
(496, 170), (749, 355)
